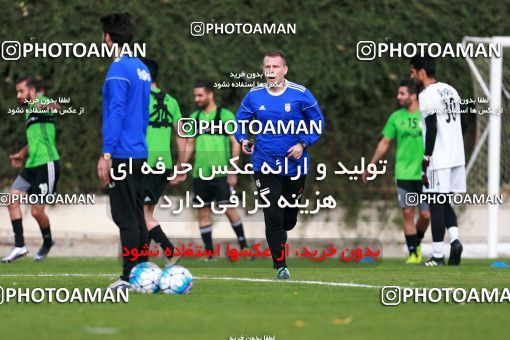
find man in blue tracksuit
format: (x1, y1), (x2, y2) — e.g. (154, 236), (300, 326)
(235, 51), (324, 279)
(97, 12), (152, 290)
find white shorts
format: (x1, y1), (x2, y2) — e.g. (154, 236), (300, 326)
(424, 165), (466, 193)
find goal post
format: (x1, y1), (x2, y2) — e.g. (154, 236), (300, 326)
(462, 36), (509, 258)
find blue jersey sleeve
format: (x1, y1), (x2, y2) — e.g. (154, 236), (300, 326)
(234, 91), (255, 143)
(299, 89), (324, 147)
(102, 63), (130, 154)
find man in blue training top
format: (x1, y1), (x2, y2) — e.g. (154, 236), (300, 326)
(96, 12), (152, 290)
(235, 51), (325, 279)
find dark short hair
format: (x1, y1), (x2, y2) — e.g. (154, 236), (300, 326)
(16, 77), (37, 89)
(142, 58), (158, 82)
(194, 80), (214, 93)
(399, 79), (418, 95)
(263, 50), (286, 65)
(100, 12), (133, 45)
(410, 55), (435, 77)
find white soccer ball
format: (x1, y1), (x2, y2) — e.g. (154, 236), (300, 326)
(129, 262), (162, 294)
(159, 265), (193, 295)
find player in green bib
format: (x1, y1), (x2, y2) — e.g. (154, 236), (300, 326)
(141, 59), (187, 266)
(3, 77), (61, 263)
(188, 107), (233, 179)
(362, 80), (430, 264)
(183, 80), (253, 261)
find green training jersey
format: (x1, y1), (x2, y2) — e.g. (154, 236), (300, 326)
(381, 108), (424, 180)
(25, 95), (59, 168)
(146, 88), (182, 168)
(188, 107), (234, 179)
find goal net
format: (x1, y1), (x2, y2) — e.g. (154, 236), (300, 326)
(463, 36), (510, 258)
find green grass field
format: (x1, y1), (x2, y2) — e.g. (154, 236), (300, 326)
(0, 257), (509, 340)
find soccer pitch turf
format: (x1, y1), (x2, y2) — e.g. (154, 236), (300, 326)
(0, 257), (508, 339)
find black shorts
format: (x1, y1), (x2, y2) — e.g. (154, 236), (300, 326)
(396, 179), (423, 193)
(192, 177), (231, 206)
(12, 161), (60, 196)
(141, 171), (170, 205)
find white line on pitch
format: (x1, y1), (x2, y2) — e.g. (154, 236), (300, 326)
(0, 273), (382, 289)
(0, 273), (117, 277)
(197, 276), (383, 289)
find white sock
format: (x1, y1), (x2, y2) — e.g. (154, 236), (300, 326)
(432, 242), (444, 258)
(448, 227), (459, 243)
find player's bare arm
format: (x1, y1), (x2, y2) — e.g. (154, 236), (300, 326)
(10, 145), (29, 168)
(362, 136), (391, 183)
(228, 134), (240, 187)
(170, 122), (188, 185)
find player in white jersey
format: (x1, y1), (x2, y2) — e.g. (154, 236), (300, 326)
(410, 56), (467, 266)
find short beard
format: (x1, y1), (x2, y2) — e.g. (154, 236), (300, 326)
(19, 97), (30, 106)
(195, 102), (208, 110)
(398, 100), (410, 109)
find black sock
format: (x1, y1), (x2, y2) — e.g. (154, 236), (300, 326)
(12, 218), (24, 247)
(200, 224), (213, 252)
(405, 234), (418, 255)
(430, 201), (446, 242)
(40, 225), (53, 247)
(416, 230), (425, 246)
(231, 220), (247, 249)
(444, 203), (458, 226)
(148, 225), (174, 259)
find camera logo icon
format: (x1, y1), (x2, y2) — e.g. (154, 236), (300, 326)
(0, 193), (11, 206)
(404, 193), (419, 207)
(381, 286), (401, 306)
(356, 41), (376, 61)
(178, 118), (196, 138)
(190, 22), (205, 37)
(2, 41), (21, 60)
